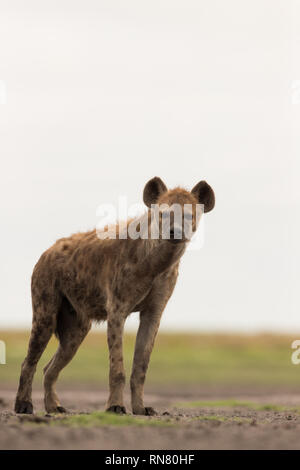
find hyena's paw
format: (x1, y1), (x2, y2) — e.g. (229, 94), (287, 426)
(133, 406), (157, 416)
(144, 407), (157, 416)
(55, 406), (67, 413)
(15, 400), (33, 414)
(106, 405), (127, 414)
(46, 405), (67, 414)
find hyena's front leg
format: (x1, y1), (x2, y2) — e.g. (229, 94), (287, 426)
(130, 310), (162, 415)
(106, 315), (126, 414)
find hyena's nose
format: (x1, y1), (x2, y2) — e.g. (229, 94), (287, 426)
(169, 227), (183, 242)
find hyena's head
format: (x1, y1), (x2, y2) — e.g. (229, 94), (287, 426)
(143, 177), (215, 243)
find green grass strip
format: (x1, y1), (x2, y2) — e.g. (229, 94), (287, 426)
(51, 411), (173, 427)
(174, 399), (300, 412)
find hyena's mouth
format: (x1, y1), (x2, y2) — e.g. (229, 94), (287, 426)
(168, 231), (185, 244)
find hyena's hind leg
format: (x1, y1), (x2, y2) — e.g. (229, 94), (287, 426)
(43, 298), (91, 413)
(15, 295), (59, 414)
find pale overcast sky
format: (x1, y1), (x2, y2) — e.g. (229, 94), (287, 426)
(0, 0), (299, 332)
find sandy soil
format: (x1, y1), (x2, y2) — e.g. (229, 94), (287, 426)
(1, 387), (300, 450)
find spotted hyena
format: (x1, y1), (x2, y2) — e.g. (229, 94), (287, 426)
(15, 177), (215, 415)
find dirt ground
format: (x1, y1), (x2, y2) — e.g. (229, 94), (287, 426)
(1, 386), (300, 450)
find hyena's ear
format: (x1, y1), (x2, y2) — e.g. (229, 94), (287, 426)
(143, 177), (168, 207)
(191, 181), (215, 213)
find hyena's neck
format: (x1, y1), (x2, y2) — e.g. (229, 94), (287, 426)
(134, 237), (186, 278)
(121, 210), (186, 277)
